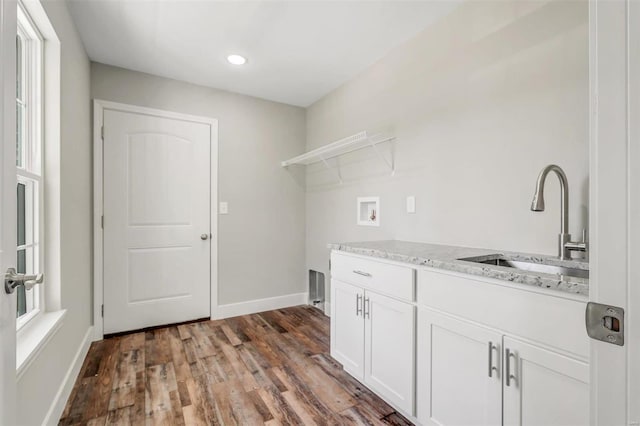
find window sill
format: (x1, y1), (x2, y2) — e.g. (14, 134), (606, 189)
(16, 309), (66, 381)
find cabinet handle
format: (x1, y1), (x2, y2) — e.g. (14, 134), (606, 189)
(488, 342), (498, 378)
(364, 297), (370, 318)
(505, 348), (517, 387)
(353, 270), (372, 277)
(356, 294), (363, 316)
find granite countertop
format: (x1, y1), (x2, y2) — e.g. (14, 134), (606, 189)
(328, 240), (589, 297)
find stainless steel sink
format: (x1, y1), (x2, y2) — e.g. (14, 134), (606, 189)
(459, 255), (589, 279)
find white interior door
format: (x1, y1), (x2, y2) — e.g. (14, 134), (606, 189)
(589, 1), (635, 424)
(0, 0), (17, 423)
(103, 107), (212, 334)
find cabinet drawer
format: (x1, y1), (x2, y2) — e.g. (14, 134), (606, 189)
(331, 252), (415, 301)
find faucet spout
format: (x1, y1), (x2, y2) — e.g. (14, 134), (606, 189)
(530, 164), (571, 259)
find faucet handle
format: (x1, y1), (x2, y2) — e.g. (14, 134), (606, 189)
(566, 229), (588, 254)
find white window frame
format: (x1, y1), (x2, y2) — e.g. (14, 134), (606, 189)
(15, 2), (44, 330)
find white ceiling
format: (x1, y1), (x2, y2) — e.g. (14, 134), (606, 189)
(68, 1), (459, 107)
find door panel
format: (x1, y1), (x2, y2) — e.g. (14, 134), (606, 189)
(364, 291), (415, 415)
(0, 0), (18, 422)
(103, 109), (211, 334)
(330, 279), (365, 379)
(589, 1), (632, 423)
(127, 133), (192, 226)
(503, 336), (589, 426)
(417, 308), (502, 426)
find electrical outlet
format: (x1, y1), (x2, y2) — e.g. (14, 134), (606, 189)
(406, 196), (416, 214)
(219, 202), (228, 214)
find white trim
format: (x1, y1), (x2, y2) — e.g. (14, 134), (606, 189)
(15, 0), (45, 330)
(94, 100), (218, 127)
(92, 101), (101, 341)
(628, 1), (640, 421)
(15, 307), (40, 330)
(41, 326), (93, 426)
(324, 301), (331, 317)
(16, 309), (65, 380)
(215, 292), (308, 319)
(93, 100), (219, 340)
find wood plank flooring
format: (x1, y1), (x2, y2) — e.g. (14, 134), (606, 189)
(59, 305), (413, 425)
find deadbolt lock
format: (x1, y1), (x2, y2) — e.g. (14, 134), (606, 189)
(585, 302), (624, 346)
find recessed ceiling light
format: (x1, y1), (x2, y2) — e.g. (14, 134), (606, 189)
(227, 54), (247, 65)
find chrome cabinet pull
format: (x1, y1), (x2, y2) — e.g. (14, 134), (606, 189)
(505, 348), (517, 387)
(356, 294), (363, 316)
(364, 297), (370, 318)
(353, 270), (372, 277)
(488, 342), (498, 378)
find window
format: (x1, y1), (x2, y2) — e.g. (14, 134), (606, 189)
(16, 4), (43, 328)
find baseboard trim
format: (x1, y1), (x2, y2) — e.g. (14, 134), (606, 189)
(324, 302), (331, 317)
(215, 292), (308, 319)
(42, 326), (93, 426)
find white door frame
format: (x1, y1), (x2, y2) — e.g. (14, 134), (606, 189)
(92, 99), (218, 341)
(629, 2), (640, 421)
(589, 0), (638, 424)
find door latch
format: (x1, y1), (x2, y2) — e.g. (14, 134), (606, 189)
(586, 302), (624, 346)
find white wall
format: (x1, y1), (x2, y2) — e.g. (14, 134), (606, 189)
(90, 63), (307, 306)
(305, 1), (589, 297)
(16, 0), (92, 424)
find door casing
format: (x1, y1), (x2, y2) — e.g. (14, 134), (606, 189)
(93, 99), (219, 341)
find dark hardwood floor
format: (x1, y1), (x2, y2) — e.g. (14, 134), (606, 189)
(59, 305), (413, 425)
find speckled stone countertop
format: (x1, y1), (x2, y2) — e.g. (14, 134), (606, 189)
(328, 240), (589, 297)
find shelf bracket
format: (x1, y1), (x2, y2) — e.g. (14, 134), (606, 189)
(320, 156), (343, 184)
(369, 138), (395, 176)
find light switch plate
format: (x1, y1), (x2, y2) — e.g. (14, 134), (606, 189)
(406, 196), (416, 214)
(219, 202), (228, 214)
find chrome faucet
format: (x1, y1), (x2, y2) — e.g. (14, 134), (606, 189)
(530, 165), (587, 260)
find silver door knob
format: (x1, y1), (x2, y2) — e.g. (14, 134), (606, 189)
(5, 267), (44, 294)
(200, 234), (209, 240)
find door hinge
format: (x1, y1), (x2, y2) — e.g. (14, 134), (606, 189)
(329, 260), (331, 271)
(101, 125), (104, 140)
(101, 304), (104, 317)
(101, 215), (104, 229)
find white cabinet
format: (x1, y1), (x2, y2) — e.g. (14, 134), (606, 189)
(503, 337), (589, 426)
(330, 252), (416, 416)
(417, 308), (502, 426)
(330, 253), (590, 425)
(364, 291), (415, 413)
(417, 267), (588, 426)
(417, 308), (589, 426)
(330, 279), (365, 378)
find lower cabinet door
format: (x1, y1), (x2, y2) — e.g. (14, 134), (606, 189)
(417, 308), (502, 426)
(503, 336), (589, 426)
(330, 279), (365, 379)
(364, 291), (415, 415)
